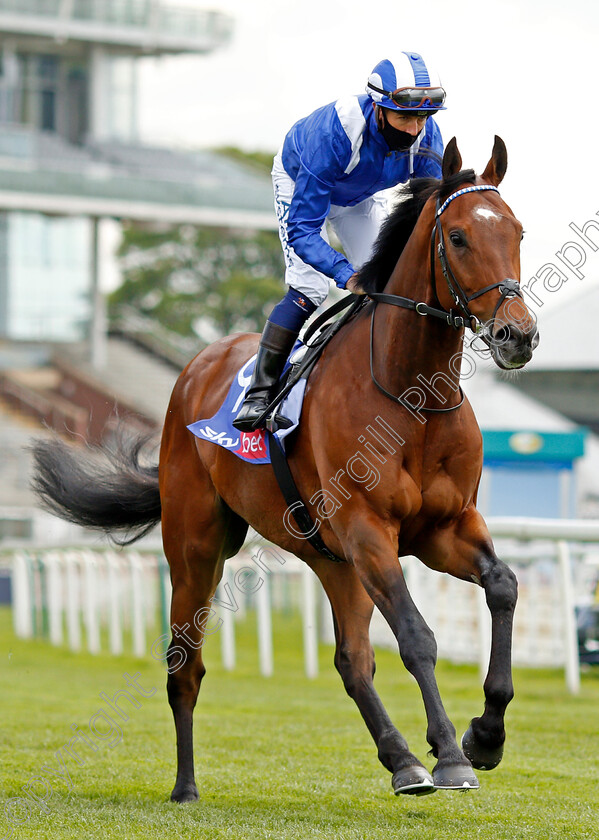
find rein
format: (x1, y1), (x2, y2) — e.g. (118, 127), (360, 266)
(369, 183), (524, 413)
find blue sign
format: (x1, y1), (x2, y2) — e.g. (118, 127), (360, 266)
(482, 429), (586, 467)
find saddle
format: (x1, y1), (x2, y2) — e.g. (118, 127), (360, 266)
(262, 293), (366, 563)
(256, 293), (367, 434)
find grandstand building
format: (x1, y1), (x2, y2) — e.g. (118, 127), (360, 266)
(0, 0), (274, 351)
(0, 0), (278, 515)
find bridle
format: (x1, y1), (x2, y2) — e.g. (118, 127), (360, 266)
(369, 183), (524, 413)
(432, 185), (523, 340)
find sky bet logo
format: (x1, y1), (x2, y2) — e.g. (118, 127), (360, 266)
(197, 426), (239, 449)
(235, 430), (267, 460)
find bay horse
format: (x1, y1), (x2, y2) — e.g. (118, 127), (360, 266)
(31, 137), (539, 799)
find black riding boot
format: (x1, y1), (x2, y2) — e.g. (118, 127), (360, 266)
(232, 321), (299, 432)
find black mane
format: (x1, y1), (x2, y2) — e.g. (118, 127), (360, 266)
(358, 169), (477, 294)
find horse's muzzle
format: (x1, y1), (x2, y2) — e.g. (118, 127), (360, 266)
(491, 323), (540, 370)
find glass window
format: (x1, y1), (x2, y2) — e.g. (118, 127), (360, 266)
(7, 213), (91, 341)
(66, 65), (88, 144)
(16, 53), (59, 131)
(106, 55), (136, 142)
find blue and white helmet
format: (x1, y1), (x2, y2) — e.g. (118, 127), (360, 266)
(366, 53), (446, 112)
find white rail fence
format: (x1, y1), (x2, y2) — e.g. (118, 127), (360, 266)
(11, 549), (168, 658)
(6, 518), (599, 692)
(9, 548), (321, 678)
(360, 518), (599, 694)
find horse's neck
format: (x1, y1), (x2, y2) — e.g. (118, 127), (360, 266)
(373, 217), (464, 407)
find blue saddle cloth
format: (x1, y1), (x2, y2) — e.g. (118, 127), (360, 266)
(187, 351), (307, 465)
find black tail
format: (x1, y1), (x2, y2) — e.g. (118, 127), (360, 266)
(30, 435), (162, 545)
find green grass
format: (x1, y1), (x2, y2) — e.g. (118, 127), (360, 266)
(1, 605), (599, 839)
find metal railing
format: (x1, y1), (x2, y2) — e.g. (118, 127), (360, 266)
(363, 517), (599, 694)
(6, 518), (599, 690)
(8, 547), (321, 678)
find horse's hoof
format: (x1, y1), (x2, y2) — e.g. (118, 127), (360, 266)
(461, 724), (504, 771)
(432, 762), (480, 791)
(170, 783), (199, 803)
(392, 766), (436, 796)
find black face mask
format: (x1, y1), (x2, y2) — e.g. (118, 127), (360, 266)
(377, 110), (420, 151)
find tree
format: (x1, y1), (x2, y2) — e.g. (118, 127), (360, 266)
(109, 222), (285, 343)
(108, 145), (287, 343)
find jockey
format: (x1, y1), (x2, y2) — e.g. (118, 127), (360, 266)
(233, 52), (446, 432)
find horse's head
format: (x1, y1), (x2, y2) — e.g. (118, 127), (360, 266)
(431, 136), (539, 370)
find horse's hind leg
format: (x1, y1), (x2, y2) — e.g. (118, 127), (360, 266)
(161, 457), (248, 803)
(313, 560), (436, 796)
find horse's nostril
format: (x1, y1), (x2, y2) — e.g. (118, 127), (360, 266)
(493, 325), (510, 347)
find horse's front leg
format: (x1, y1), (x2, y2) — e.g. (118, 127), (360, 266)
(461, 549), (517, 770)
(419, 507), (518, 772)
(343, 523), (479, 791)
(312, 559), (436, 795)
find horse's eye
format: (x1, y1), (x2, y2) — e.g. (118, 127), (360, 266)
(520, 230), (526, 241)
(449, 231), (466, 248)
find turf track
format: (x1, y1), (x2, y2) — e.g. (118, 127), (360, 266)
(1, 606), (598, 840)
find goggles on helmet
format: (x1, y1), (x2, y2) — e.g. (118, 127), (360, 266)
(368, 83), (446, 109)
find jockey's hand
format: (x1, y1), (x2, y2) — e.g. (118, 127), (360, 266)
(346, 273), (366, 295)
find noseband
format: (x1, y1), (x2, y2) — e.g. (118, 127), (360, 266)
(369, 184), (524, 413)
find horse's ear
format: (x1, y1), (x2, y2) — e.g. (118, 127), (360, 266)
(481, 135), (508, 186)
(442, 137), (462, 179)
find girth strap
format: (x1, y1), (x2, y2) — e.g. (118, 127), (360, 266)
(267, 432), (344, 563)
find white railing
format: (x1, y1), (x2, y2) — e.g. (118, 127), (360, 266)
(11, 548), (167, 657)
(6, 518), (599, 692)
(358, 518), (599, 694)
(8, 547), (321, 678)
